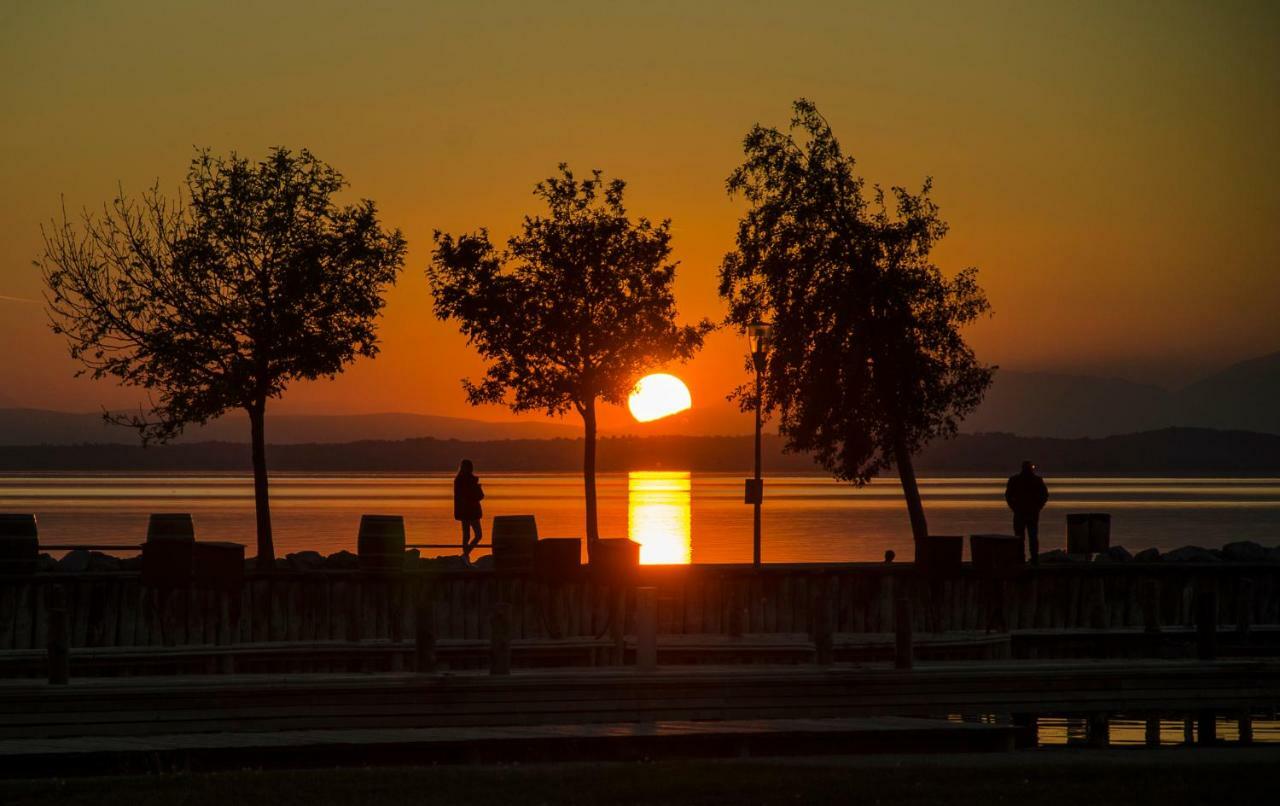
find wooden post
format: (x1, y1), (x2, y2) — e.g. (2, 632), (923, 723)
(636, 586), (657, 672)
(47, 585), (69, 685)
(415, 600), (437, 674)
(1238, 712), (1253, 745)
(1236, 579), (1253, 639)
(1144, 717), (1161, 747)
(490, 602), (511, 675)
(894, 596), (913, 670)
(1196, 590), (1217, 661)
(813, 580), (833, 666)
(610, 587), (625, 666)
(1197, 711), (1216, 745)
(1142, 579), (1162, 633)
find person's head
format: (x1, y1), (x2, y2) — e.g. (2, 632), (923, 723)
(458, 459), (474, 476)
(1021, 460), (1036, 475)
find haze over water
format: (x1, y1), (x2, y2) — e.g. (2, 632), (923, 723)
(5, 472), (1278, 563)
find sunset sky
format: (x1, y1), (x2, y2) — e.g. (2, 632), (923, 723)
(2, 1), (1277, 434)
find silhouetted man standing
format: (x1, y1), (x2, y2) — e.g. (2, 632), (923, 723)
(1005, 460), (1049, 563)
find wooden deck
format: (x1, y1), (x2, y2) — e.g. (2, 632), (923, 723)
(2, 659), (1276, 741)
(0, 716), (1017, 776)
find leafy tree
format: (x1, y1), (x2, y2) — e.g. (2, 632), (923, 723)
(428, 165), (711, 553)
(39, 148), (407, 568)
(719, 100), (994, 552)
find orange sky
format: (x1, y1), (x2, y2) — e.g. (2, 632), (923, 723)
(2, 1), (1277, 435)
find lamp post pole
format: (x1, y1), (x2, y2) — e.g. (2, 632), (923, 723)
(747, 322), (771, 568)
(752, 352), (763, 566)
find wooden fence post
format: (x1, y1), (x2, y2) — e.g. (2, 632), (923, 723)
(415, 600), (437, 674)
(47, 585), (69, 685)
(636, 587), (657, 672)
(1196, 590), (1217, 661)
(894, 596), (913, 670)
(610, 587), (625, 666)
(813, 579), (833, 666)
(1236, 579), (1253, 639)
(490, 602), (511, 675)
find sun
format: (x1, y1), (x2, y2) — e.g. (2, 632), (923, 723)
(628, 373), (692, 423)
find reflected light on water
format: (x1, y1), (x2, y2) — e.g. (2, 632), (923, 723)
(628, 471), (692, 564)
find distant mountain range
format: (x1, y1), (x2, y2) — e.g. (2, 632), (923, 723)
(0, 409), (578, 445)
(1, 427), (1277, 474)
(1, 350), (1275, 444)
(963, 351), (1280, 438)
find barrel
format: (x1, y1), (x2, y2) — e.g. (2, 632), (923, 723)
(534, 538), (582, 581)
(357, 515), (406, 574)
(1067, 513), (1111, 554)
(0, 514), (38, 575)
(969, 534), (1025, 579)
(142, 513), (195, 587)
(492, 515), (538, 573)
(916, 535), (963, 578)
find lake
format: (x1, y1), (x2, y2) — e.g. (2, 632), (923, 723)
(4, 472), (1279, 563)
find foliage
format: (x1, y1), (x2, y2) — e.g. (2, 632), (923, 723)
(428, 164), (711, 543)
(719, 99), (993, 538)
(39, 147), (406, 562)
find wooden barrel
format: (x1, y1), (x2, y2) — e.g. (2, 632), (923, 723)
(358, 515), (406, 574)
(142, 513), (195, 587)
(0, 514), (38, 575)
(1067, 513), (1111, 554)
(492, 515), (538, 573)
(969, 534), (1025, 579)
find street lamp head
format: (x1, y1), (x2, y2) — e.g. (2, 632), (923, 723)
(748, 321), (773, 356)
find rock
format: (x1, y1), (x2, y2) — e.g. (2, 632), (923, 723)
(87, 551), (122, 571)
(404, 548), (421, 562)
(1267, 547), (1280, 563)
(472, 554), (495, 571)
(56, 549), (91, 573)
(1095, 546), (1132, 563)
(1163, 545), (1220, 563)
(1221, 541), (1267, 563)
(323, 550), (359, 570)
(285, 550), (326, 571)
(419, 554), (468, 571)
(1039, 549), (1073, 564)
(1134, 547), (1161, 563)
(119, 555), (143, 571)
(37, 553), (57, 572)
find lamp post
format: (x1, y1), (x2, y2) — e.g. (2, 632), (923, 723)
(747, 321), (772, 566)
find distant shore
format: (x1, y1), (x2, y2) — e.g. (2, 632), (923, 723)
(0, 427), (1277, 474)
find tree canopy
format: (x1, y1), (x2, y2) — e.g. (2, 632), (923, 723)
(719, 100), (994, 544)
(39, 147), (406, 564)
(429, 164), (712, 547)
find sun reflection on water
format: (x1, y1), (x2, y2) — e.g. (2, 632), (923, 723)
(628, 471), (692, 564)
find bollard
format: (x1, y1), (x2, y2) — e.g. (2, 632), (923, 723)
(47, 586), (69, 685)
(415, 600), (437, 674)
(636, 586), (657, 672)
(489, 603), (511, 675)
(813, 581), (833, 666)
(894, 596), (913, 670)
(1195, 590), (1217, 661)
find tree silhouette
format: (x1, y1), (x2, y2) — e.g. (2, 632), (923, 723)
(720, 100), (994, 552)
(39, 148), (407, 568)
(428, 165), (711, 554)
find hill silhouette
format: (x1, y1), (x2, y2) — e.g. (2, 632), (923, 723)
(1, 427), (1276, 474)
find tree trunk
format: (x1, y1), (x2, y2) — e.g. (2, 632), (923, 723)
(582, 396), (600, 558)
(248, 401), (275, 570)
(893, 433), (929, 553)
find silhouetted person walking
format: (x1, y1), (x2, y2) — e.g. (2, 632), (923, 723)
(454, 459), (485, 564)
(1005, 460), (1049, 563)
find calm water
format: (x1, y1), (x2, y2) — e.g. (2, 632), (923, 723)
(3, 472), (1278, 563)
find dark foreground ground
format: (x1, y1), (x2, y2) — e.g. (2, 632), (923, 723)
(3, 747), (1276, 806)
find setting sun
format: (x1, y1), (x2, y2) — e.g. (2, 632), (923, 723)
(628, 373), (693, 423)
